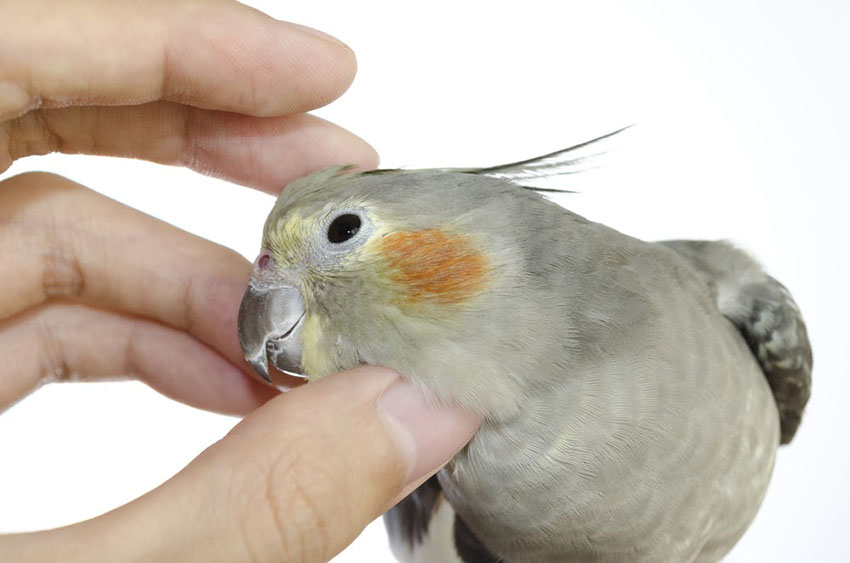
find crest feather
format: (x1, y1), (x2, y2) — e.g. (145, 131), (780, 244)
(360, 126), (632, 193)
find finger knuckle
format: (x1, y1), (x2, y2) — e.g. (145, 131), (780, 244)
(34, 320), (70, 383)
(41, 243), (85, 299)
(3, 110), (63, 160)
(0, 123), (11, 172)
(0, 79), (36, 122)
(0, 172), (88, 301)
(179, 275), (196, 334)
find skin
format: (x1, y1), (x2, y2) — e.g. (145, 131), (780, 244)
(0, 1), (479, 561)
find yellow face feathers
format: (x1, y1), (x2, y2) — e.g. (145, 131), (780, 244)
(265, 211), (311, 269)
(300, 311), (332, 378)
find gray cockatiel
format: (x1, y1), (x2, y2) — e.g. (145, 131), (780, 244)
(237, 131), (812, 563)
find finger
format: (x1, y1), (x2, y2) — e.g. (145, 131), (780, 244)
(0, 0), (356, 121)
(0, 301), (277, 414)
(2, 103), (378, 190)
(0, 172), (252, 373)
(0, 367), (481, 562)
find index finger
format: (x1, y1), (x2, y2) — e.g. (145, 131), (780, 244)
(0, 0), (356, 120)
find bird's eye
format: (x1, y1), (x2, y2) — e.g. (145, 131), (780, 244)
(327, 214), (361, 244)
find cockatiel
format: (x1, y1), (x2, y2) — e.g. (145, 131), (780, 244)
(237, 130), (812, 563)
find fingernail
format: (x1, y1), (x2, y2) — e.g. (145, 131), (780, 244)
(379, 379), (480, 486)
(287, 22), (351, 49)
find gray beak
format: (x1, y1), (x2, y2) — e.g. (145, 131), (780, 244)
(237, 281), (307, 385)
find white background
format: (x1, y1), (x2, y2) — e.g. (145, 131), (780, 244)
(1, 1), (848, 561)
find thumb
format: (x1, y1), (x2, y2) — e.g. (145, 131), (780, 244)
(4, 367), (479, 562)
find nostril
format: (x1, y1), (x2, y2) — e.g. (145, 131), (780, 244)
(255, 250), (272, 270)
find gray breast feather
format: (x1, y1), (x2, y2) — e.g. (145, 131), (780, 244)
(660, 239), (812, 443)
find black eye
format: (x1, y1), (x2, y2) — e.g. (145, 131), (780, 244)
(327, 214), (361, 243)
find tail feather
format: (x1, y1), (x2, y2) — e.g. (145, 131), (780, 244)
(661, 239), (812, 444)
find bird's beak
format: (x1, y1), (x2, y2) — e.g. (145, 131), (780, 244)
(237, 281), (307, 387)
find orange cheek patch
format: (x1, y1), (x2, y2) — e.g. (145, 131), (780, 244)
(378, 229), (489, 305)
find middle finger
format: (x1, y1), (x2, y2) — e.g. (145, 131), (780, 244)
(1, 103), (377, 190)
(0, 172), (252, 378)
(0, 301), (276, 413)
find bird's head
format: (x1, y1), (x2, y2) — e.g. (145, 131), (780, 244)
(237, 129), (625, 414)
(238, 166), (542, 414)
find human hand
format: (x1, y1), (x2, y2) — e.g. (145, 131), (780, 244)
(0, 1), (479, 561)
(1, 0), (376, 410)
(1, 0), (377, 190)
(0, 173), (478, 561)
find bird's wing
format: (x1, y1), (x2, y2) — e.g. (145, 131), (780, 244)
(384, 476), (501, 563)
(660, 239), (813, 444)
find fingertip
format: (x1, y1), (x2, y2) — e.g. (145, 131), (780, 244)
(283, 22), (353, 50)
(1, 1), (360, 124)
(323, 120), (380, 172)
(250, 19), (359, 116)
(164, 8), (359, 117)
(276, 21), (360, 110)
(257, 112), (380, 189)
(180, 111), (380, 192)
(121, 365), (474, 563)
(295, 364), (402, 405)
(292, 365), (480, 490)
(378, 378), (481, 487)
